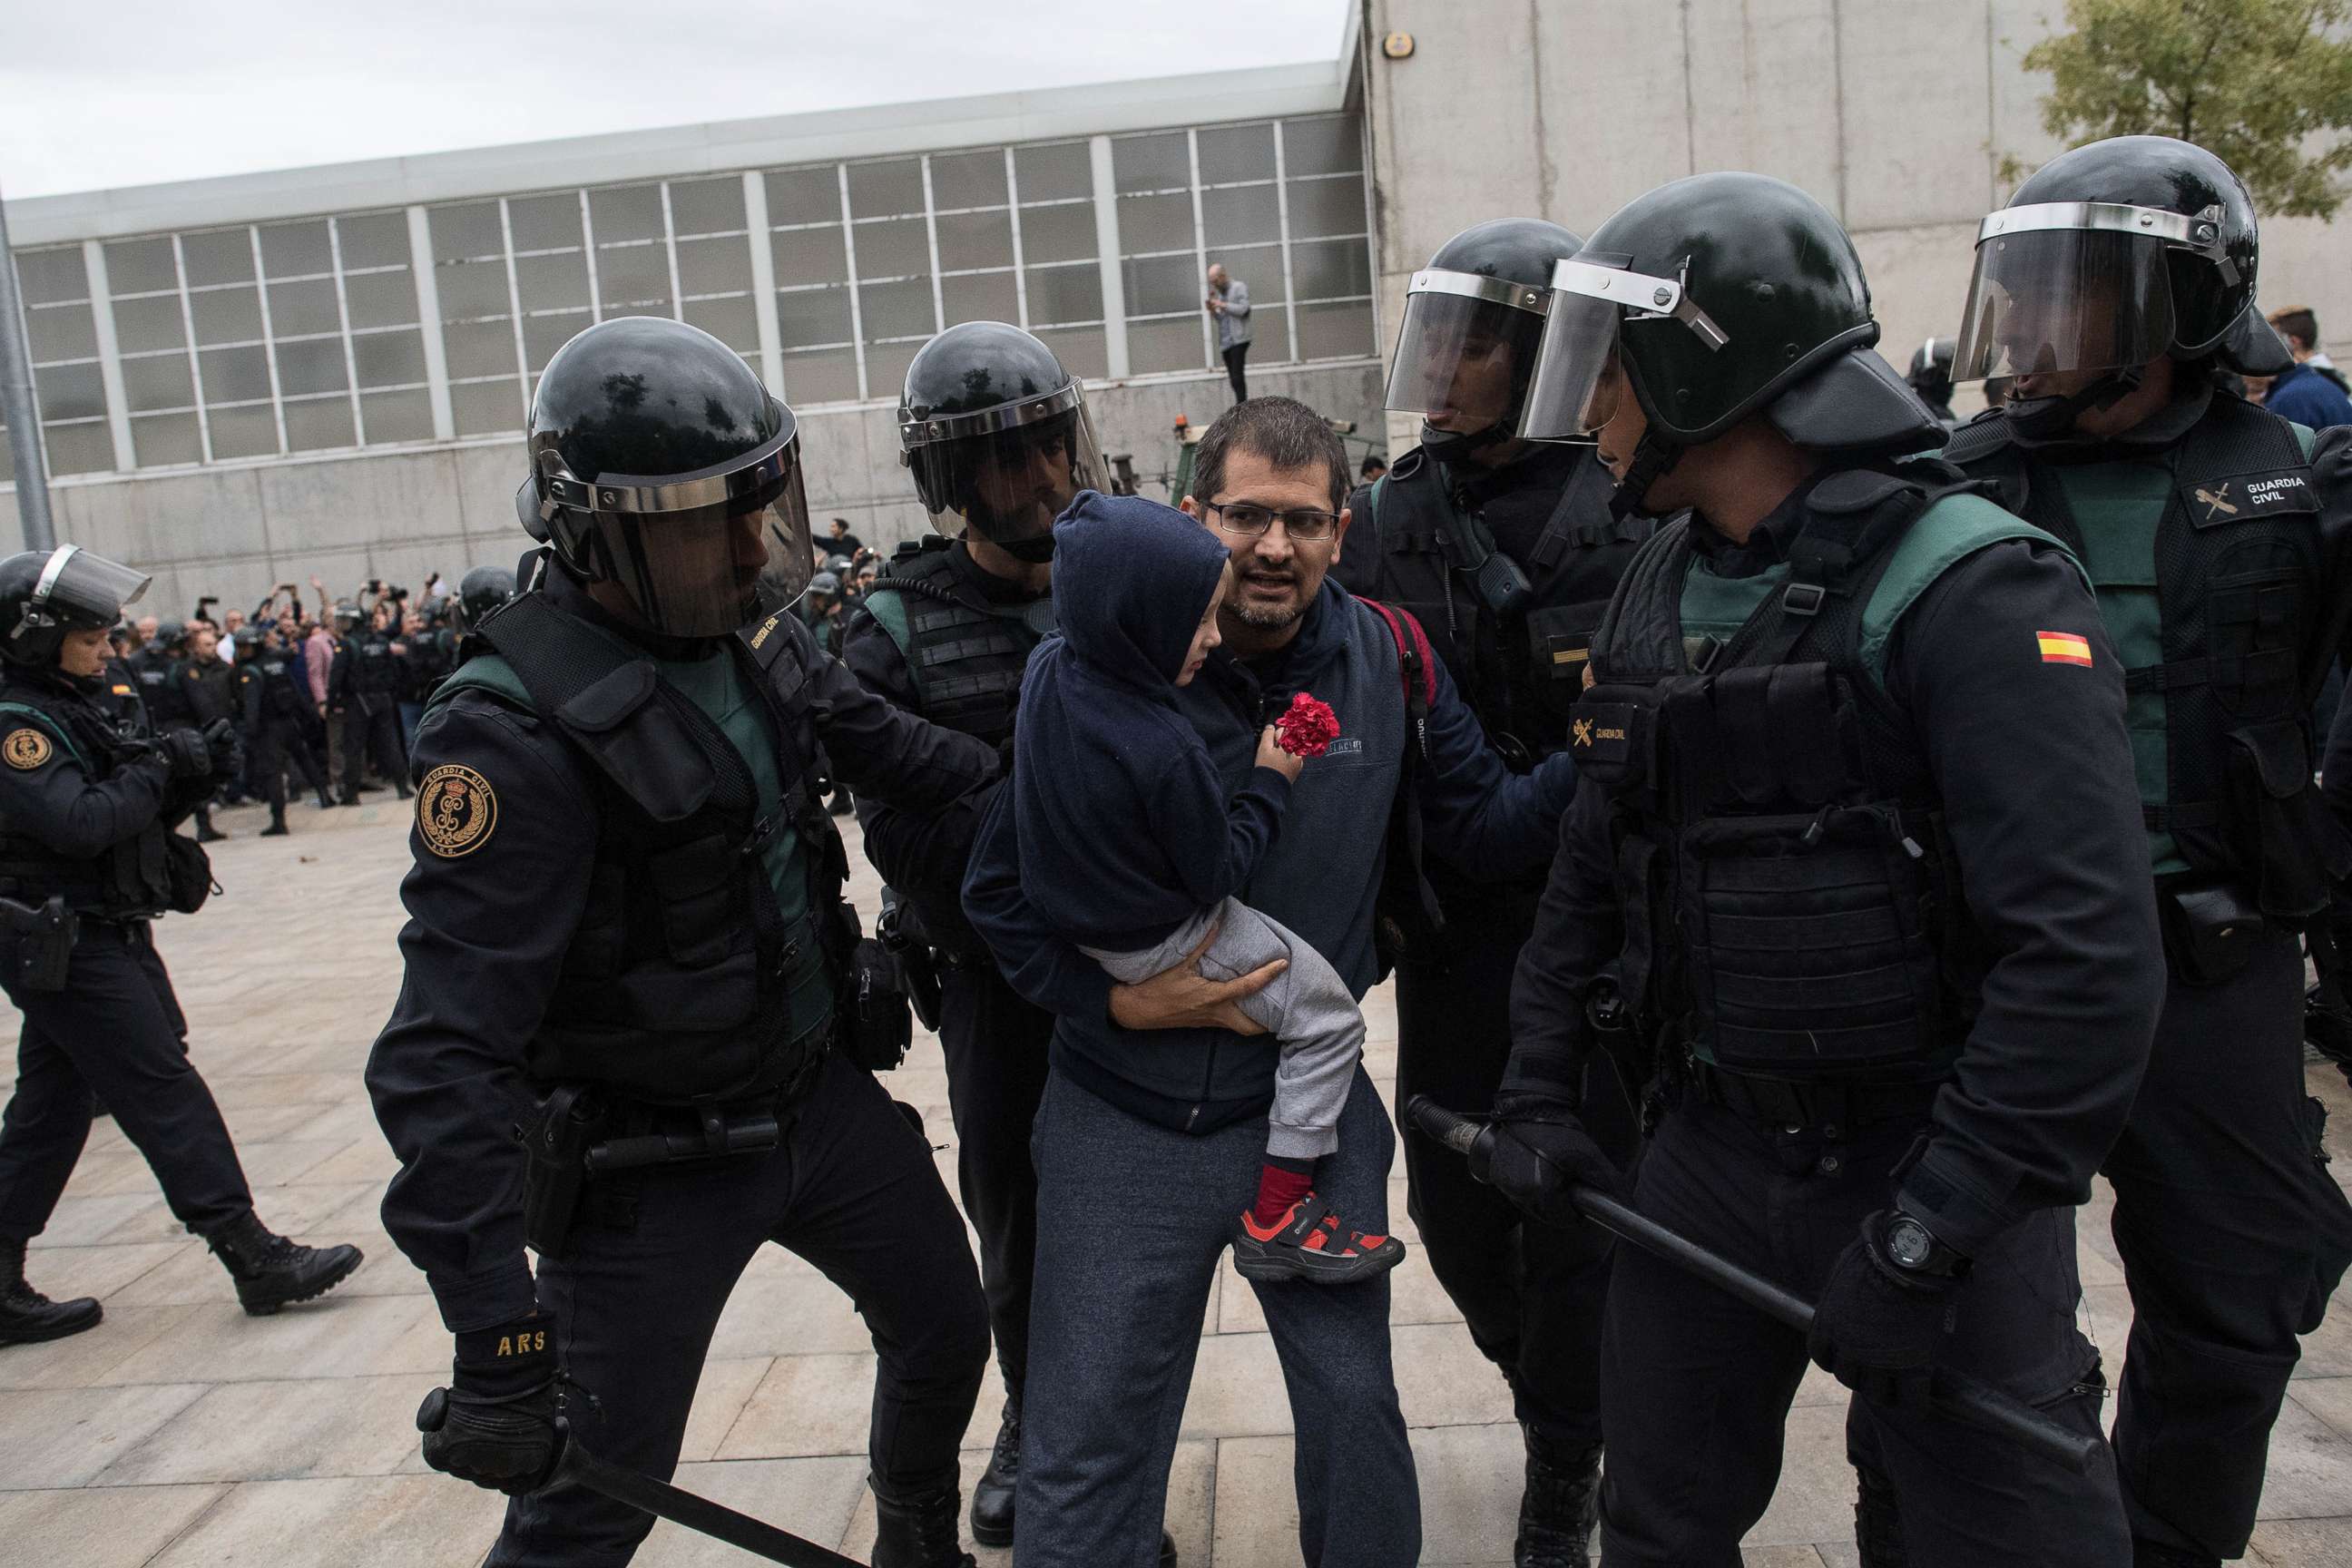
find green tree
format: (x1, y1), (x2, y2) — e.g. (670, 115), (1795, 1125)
(2007, 0), (2352, 218)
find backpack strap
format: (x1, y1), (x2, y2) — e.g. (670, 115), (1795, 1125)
(1357, 596), (1446, 942)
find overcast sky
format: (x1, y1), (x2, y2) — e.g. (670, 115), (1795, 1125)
(0, 0), (1355, 200)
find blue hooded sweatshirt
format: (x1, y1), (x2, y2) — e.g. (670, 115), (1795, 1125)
(1013, 490), (1295, 950)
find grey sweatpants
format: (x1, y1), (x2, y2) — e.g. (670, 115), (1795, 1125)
(1083, 897), (1366, 1160)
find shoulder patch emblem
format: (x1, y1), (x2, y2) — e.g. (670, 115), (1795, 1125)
(416, 763), (499, 858)
(3, 729), (50, 770)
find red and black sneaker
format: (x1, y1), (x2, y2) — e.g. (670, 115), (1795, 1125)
(1231, 1197), (1405, 1286)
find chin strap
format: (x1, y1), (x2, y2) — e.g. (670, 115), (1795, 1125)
(1418, 420), (1516, 466)
(986, 531), (1056, 564)
(2003, 367), (2143, 442)
(1608, 429), (1685, 523)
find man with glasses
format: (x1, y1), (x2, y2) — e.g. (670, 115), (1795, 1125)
(964, 395), (1579, 1568)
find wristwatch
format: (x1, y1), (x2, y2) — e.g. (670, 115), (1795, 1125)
(1879, 1209), (1971, 1280)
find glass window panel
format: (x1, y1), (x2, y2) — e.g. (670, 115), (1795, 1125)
(1290, 237), (1371, 301)
(865, 338), (921, 398)
(1118, 191), (1193, 255)
(847, 158), (924, 218)
(935, 209), (1013, 274)
(1286, 176), (1367, 240)
(191, 287), (263, 347)
(259, 220), (332, 277)
(1251, 306), (1291, 363)
(452, 377), (524, 437)
(211, 404), (280, 460)
(676, 234), (751, 298)
(27, 304), (97, 362)
(595, 244), (671, 311)
(34, 361), (104, 422)
(1279, 117), (1361, 176)
(1034, 325), (1106, 379)
(355, 328), (426, 388)
(942, 270), (1017, 326)
(771, 225), (847, 289)
(443, 318), (517, 381)
(682, 295), (758, 352)
(777, 287), (853, 348)
(1017, 203), (1096, 266)
(285, 395), (357, 452)
(200, 344), (273, 404)
(1025, 265), (1102, 326)
(669, 177), (746, 237)
(15, 249), (87, 307)
(44, 422), (115, 475)
(855, 216), (930, 279)
(764, 167), (840, 226)
(780, 346), (858, 405)
(436, 259), (513, 320)
(0, 436), (11, 485)
(338, 211), (410, 270)
(1112, 132), (1188, 194)
(515, 250), (591, 311)
(429, 201), (505, 261)
(275, 338), (349, 397)
(1203, 183), (1280, 247)
(268, 278), (341, 338)
(361, 387), (434, 445)
(113, 295), (187, 355)
(179, 230), (256, 287)
(588, 184), (664, 243)
(103, 238), (178, 297)
(1207, 245), (1283, 303)
(345, 269), (419, 330)
(859, 277), (936, 341)
(524, 309), (593, 370)
(122, 352), (195, 412)
(1129, 317), (1207, 375)
(132, 411), (204, 467)
(508, 192), (583, 252)
(930, 150), (1006, 211)
(1198, 123), (1276, 184)
(1122, 254), (1201, 319)
(1297, 299), (1375, 361)
(1015, 142), (1092, 203)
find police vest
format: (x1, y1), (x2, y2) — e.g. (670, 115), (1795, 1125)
(1348, 446), (1646, 766)
(130, 651), (191, 729)
(862, 542), (1053, 744)
(1944, 395), (2352, 918)
(0, 677), (174, 916)
(1573, 471), (2064, 1082)
(455, 593), (845, 1105)
(247, 655), (307, 718)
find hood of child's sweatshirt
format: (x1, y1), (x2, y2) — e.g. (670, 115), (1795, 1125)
(1049, 489), (1231, 687)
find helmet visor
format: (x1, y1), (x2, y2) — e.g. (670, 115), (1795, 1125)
(37, 545), (151, 629)
(1519, 288), (1627, 442)
(1954, 227), (2177, 384)
(1383, 275), (1552, 437)
(590, 462), (812, 637)
(907, 402), (1106, 548)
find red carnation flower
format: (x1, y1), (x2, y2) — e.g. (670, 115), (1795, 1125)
(1276, 692), (1340, 759)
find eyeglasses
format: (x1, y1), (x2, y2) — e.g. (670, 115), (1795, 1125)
(1203, 500), (1340, 541)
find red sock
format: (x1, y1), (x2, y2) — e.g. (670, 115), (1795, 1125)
(1251, 1162), (1316, 1228)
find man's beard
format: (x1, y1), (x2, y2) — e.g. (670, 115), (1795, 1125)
(1230, 595), (1304, 630)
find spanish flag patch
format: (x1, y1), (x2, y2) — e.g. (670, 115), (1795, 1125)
(2037, 630), (2092, 667)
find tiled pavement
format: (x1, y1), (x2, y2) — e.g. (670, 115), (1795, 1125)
(3, 795), (2351, 1566)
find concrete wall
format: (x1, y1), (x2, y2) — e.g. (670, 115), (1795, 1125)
(38, 358), (1386, 617)
(1359, 0), (2352, 450)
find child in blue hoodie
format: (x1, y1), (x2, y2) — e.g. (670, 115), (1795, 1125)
(1012, 490), (1403, 1284)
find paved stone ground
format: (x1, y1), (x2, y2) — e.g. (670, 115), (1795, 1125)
(4, 795), (2352, 1565)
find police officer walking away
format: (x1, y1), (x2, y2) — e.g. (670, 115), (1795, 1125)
(236, 622), (335, 835)
(1937, 136), (2352, 1568)
(1335, 219), (1647, 1564)
(1488, 172), (2164, 1564)
(368, 317), (1001, 1568)
(332, 602), (412, 805)
(840, 320), (1103, 1553)
(0, 545), (363, 1346)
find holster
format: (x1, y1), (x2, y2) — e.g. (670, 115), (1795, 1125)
(838, 935), (914, 1072)
(0, 896), (77, 995)
(516, 1084), (605, 1260)
(2157, 877), (2267, 987)
(877, 897), (941, 1033)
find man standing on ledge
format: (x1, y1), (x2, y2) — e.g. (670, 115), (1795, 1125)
(1208, 261), (1251, 404)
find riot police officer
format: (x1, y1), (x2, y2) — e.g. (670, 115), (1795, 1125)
(446, 565), (514, 667)
(128, 619), (219, 842)
(1936, 136), (2352, 1568)
(0, 546), (362, 1346)
(1907, 338), (1961, 428)
(333, 602), (411, 803)
(1488, 172), (2164, 1564)
(367, 317), (1001, 1568)
(1330, 218), (1646, 1564)
(237, 622), (335, 835)
(178, 623), (239, 842)
(839, 319), (1104, 1552)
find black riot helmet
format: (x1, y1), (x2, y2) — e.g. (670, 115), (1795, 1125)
(1521, 172), (1941, 516)
(0, 545), (152, 669)
(898, 321), (1107, 564)
(1385, 218), (1584, 462)
(1907, 337), (1957, 411)
(516, 316), (814, 633)
(451, 565), (515, 637)
(152, 619), (187, 653)
(1954, 136), (2288, 437)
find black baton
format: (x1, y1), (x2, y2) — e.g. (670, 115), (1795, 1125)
(1404, 1095), (2101, 1475)
(545, 1421), (867, 1567)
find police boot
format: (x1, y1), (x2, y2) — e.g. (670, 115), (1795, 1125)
(260, 807), (289, 838)
(2133, 1542), (2220, 1568)
(315, 785), (336, 809)
(1854, 1461), (1909, 1566)
(870, 1480), (975, 1568)
(1515, 1426), (1602, 1567)
(195, 809), (226, 844)
(203, 1211), (363, 1317)
(969, 1396), (1018, 1546)
(0, 1237), (102, 1347)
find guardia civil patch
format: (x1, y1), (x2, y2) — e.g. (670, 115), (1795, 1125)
(3, 729), (52, 769)
(416, 763), (498, 858)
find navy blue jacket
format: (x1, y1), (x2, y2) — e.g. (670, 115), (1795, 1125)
(2266, 362), (2352, 432)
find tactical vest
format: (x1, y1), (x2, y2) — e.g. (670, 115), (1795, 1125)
(0, 678), (174, 917)
(1349, 446), (1645, 766)
(247, 654), (308, 719)
(457, 593), (842, 1105)
(1573, 472), (2063, 1082)
(1944, 396), (2352, 918)
(130, 650), (191, 729)
(863, 541), (1054, 744)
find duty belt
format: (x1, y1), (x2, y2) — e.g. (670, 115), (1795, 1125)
(582, 1018), (833, 1171)
(1684, 1060), (1941, 1135)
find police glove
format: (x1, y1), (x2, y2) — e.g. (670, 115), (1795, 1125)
(1807, 1210), (1966, 1411)
(416, 1313), (564, 1495)
(152, 728), (212, 779)
(200, 718), (240, 776)
(1477, 1093), (1622, 1230)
